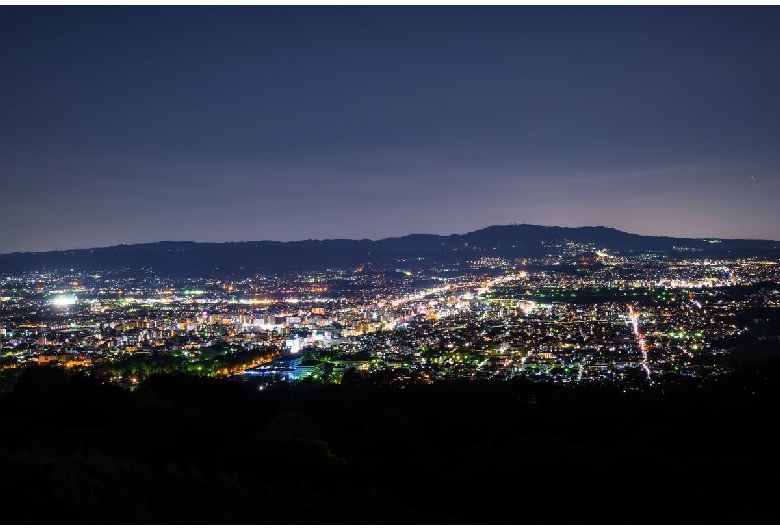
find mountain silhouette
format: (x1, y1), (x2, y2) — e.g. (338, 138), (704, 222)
(1, 224), (778, 277)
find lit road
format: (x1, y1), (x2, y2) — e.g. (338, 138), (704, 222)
(628, 304), (651, 380)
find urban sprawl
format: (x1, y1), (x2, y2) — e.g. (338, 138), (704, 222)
(2, 240), (779, 392)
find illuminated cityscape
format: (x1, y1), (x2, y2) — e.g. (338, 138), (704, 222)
(3, 237), (779, 392)
(4, 228), (780, 524)
(3, 4), (780, 524)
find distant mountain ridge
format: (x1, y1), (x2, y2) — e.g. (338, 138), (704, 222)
(2, 224), (779, 276)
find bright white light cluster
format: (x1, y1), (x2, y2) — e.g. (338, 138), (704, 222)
(52, 294), (77, 306)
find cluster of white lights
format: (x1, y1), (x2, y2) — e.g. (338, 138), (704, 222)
(52, 295), (77, 306)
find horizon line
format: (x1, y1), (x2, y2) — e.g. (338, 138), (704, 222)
(2, 222), (777, 256)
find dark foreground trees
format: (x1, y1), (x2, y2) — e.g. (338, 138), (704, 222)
(1, 363), (779, 523)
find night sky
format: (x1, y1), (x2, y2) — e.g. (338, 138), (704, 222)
(2, 6), (780, 253)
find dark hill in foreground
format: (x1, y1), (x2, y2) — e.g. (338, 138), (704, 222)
(2, 224), (779, 276)
(2, 361), (780, 523)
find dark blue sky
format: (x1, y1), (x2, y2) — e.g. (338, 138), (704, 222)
(2, 6), (780, 252)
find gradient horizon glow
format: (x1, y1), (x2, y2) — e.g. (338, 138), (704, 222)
(1, 6), (779, 253)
